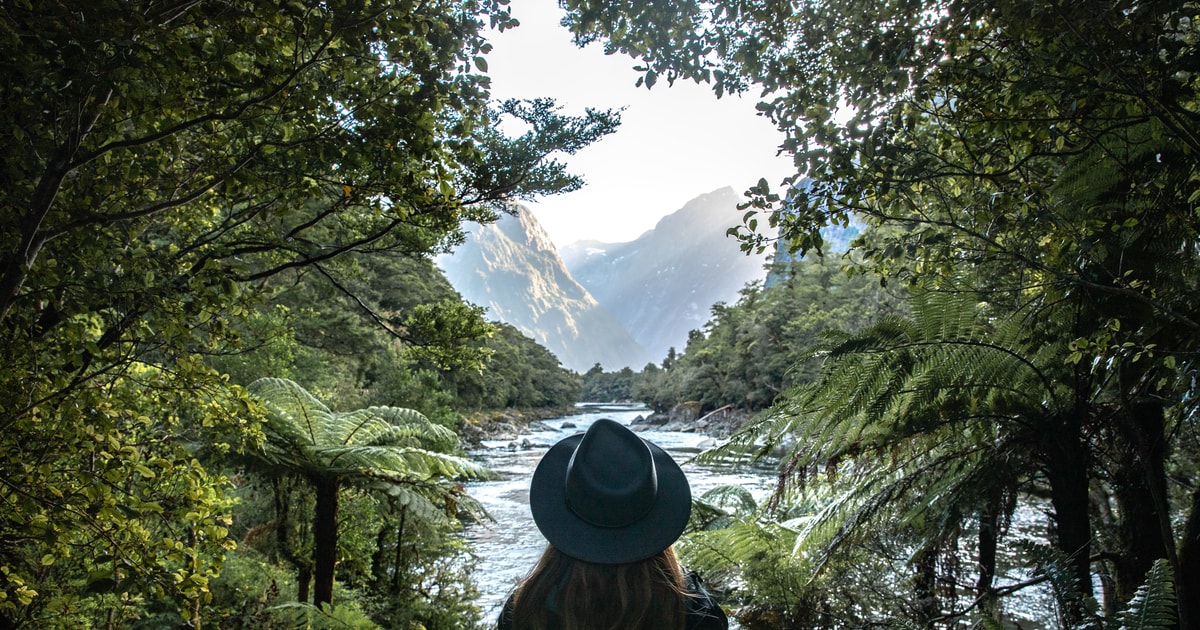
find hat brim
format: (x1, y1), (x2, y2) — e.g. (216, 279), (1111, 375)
(529, 431), (691, 564)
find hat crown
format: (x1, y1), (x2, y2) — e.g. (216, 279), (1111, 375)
(564, 419), (658, 528)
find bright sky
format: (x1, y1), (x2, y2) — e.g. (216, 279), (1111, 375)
(484, 0), (796, 248)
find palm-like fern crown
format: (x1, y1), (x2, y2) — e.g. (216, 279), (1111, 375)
(692, 289), (1076, 577)
(247, 377), (484, 484)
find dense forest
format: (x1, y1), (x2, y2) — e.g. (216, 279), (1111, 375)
(0, 3), (592, 627)
(568, 0), (1200, 627)
(4, 0), (1200, 629)
(581, 254), (908, 412)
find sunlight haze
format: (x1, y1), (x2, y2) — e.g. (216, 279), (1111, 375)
(485, 0), (795, 248)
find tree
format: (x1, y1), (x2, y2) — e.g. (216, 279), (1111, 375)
(245, 378), (484, 608)
(443, 322), (581, 410)
(717, 289), (1079, 623)
(0, 1), (616, 622)
(559, 0), (1200, 624)
(636, 254), (905, 413)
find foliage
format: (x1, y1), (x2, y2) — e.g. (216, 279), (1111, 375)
(624, 252), (906, 413)
(1116, 559), (1177, 630)
(244, 378), (486, 607)
(1, 0), (617, 622)
(0, 362), (252, 628)
(561, 0), (1200, 625)
(579, 364), (638, 402)
(680, 485), (929, 628)
(205, 550), (297, 629)
(361, 515), (482, 630)
(444, 322), (582, 410)
(269, 602), (384, 630)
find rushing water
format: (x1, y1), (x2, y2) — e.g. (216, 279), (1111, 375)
(462, 405), (1067, 627)
(464, 404), (775, 622)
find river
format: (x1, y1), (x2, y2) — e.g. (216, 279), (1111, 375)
(463, 404), (776, 623)
(463, 405), (1066, 628)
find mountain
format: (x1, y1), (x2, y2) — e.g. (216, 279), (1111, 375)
(560, 187), (770, 360)
(765, 177), (863, 287)
(436, 206), (653, 373)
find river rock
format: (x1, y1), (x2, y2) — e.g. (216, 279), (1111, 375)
(651, 403), (751, 437)
(631, 412), (669, 427)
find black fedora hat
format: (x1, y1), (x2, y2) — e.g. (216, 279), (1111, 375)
(529, 418), (691, 564)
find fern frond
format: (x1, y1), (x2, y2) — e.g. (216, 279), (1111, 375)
(1115, 558), (1176, 630)
(249, 377), (334, 445)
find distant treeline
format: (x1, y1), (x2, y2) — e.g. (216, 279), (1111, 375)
(580, 253), (907, 412)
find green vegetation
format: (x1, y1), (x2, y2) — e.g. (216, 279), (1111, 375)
(0, 2), (603, 627)
(243, 378), (486, 608)
(580, 253), (906, 411)
(633, 254), (907, 413)
(566, 0), (1200, 626)
(7, 0), (1199, 627)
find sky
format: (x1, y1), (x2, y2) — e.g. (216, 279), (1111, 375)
(483, 0), (796, 248)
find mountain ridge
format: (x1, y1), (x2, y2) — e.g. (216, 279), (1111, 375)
(561, 187), (769, 360)
(436, 206), (652, 372)
(437, 188), (770, 371)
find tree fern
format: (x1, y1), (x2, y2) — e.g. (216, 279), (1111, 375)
(245, 377), (488, 605)
(697, 288), (1085, 622)
(248, 377), (487, 482)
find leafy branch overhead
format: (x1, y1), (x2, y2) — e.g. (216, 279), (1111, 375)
(0, 0), (608, 624)
(558, 0), (1200, 625)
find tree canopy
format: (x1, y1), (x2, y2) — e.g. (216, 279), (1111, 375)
(559, 0), (1200, 625)
(0, 1), (613, 624)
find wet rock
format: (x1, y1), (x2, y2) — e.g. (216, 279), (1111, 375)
(651, 404), (752, 437)
(631, 412), (669, 427)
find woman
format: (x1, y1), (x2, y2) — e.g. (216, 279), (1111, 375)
(497, 418), (728, 629)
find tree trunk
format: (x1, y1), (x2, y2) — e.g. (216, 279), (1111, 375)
(312, 476), (341, 607)
(1044, 414), (1093, 626)
(297, 565), (312, 604)
(371, 520), (389, 590)
(1109, 403), (1173, 611)
(1176, 483), (1200, 630)
(911, 542), (938, 628)
(273, 477), (313, 602)
(977, 486), (1001, 620)
(392, 507), (407, 593)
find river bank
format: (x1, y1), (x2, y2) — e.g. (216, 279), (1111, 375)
(458, 402), (755, 449)
(456, 406), (583, 448)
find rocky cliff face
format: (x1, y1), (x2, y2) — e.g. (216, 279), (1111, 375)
(560, 187), (770, 360)
(438, 188), (771, 371)
(436, 206), (653, 373)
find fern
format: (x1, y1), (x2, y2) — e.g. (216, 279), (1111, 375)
(245, 377), (490, 604)
(692, 288), (1088, 623)
(270, 601), (383, 629)
(1113, 559), (1176, 630)
(247, 377), (488, 484)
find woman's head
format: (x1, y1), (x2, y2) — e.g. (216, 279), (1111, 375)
(527, 418), (691, 564)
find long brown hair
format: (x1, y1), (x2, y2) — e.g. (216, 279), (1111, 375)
(509, 544), (688, 629)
